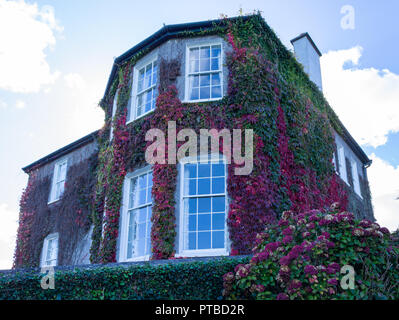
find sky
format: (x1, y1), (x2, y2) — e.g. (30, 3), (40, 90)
(0, 0), (398, 269)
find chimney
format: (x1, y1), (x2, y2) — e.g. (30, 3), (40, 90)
(290, 32), (323, 90)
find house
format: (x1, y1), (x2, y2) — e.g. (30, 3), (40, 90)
(13, 14), (374, 269)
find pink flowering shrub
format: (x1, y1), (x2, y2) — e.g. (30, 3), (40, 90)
(223, 204), (399, 300)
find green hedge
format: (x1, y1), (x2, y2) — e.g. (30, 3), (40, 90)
(0, 256), (249, 300)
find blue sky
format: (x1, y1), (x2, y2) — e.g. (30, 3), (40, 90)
(0, 0), (398, 269)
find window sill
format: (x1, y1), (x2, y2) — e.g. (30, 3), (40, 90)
(182, 97), (223, 104)
(176, 249), (229, 258)
(120, 255), (150, 263)
(47, 198), (61, 205)
(126, 109), (155, 125)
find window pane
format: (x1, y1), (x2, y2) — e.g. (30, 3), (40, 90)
(138, 223), (146, 239)
(190, 87), (199, 100)
(198, 214), (211, 231)
(212, 177), (225, 194)
(199, 86), (210, 100)
(200, 47), (210, 59)
(198, 178), (210, 195)
(200, 59), (210, 72)
(138, 207), (147, 223)
(145, 90), (152, 104)
(198, 232), (211, 249)
(211, 73), (221, 86)
(137, 238), (145, 257)
(190, 48), (199, 60)
(211, 46), (221, 58)
(212, 213), (225, 230)
(198, 163), (210, 177)
(212, 163), (225, 177)
(59, 163), (67, 182)
(145, 64), (152, 88)
(146, 188), (152, 204)
(198, 197), (211, 213)
(185, 163), (197, 178)
(188, 232), (196, 250)
(190, 75), (199, 88)
(188, 179), (196, 195)
(211, 58), (219, 71)
(152, 61), (157, 86)
(189, 215), (196, 231)
(189, 59), (199, 73)
(212, 196), (225, 212)
(200, 74), (210, 87)
(146, 237), (151, 255)
(138, 174), (147, 189)
(188, 198), (197, 214)
(138, 188), (146, 206)
(212, 231), (224, 248)
(211, 86), (222, 99)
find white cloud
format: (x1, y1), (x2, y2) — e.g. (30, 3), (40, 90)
(321, 46), (399, 148)
(15, 99), (25, 109)
(64, 73), (86, 91)
(368, 154), (399, 231)
(0, 203), (18, 270)
(0, 0), (62, 93)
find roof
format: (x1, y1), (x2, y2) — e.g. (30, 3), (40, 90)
(22, 130), (99, 173)
(290, 32), (322, 57)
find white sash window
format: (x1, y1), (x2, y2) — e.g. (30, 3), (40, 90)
(49, 160), (67, 203)
(178, 155), (228, 257)
(120, 169), (153, 261)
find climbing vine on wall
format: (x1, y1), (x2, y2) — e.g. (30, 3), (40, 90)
(86, 13), (349, 262)
(13, 154), (98, 268)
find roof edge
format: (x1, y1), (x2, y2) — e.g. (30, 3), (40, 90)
(102, 15), (256, 102)
(22, 130), (99, 173)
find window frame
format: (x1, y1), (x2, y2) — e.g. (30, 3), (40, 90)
(40, 233), (59, 267)
(337, 145), (349, 186)
(184, 41), (224, 103)
(127, 52), (158, 124)
(109, 88), (120, 141)
(351, 159), (363, 198)
(119, 166), (153, 262)
(48, 159), (68, 204)
(176, 154), (229, 258)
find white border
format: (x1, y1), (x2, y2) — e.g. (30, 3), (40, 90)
(48, 158), (68, 205)
(176, 154), (229, 258)
(183, 41), (224, 103)
(118, 166), (153, 262)
(126, 51), (158, 124)
(40, 232), (59, 267)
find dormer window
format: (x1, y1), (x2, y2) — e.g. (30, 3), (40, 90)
(48, 159), (67, 204)
(185, 43), (223, 102)
(128, 54), (158, 122)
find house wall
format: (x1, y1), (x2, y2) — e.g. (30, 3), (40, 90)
(16, 140), (98, 268)
(17, 21), (375, 268)
(123, 34), (231, 116)
(334, 132), (374, 220)
(33, 141), (98, 181)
